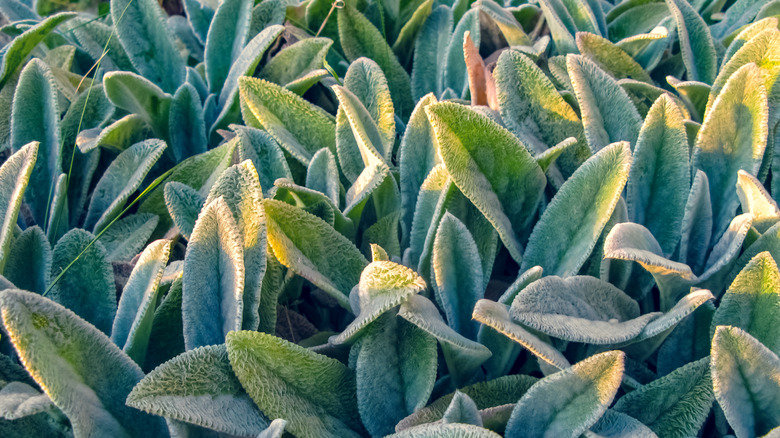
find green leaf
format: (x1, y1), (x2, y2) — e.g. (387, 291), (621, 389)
(103, 71), (173, 140)
(259, 37), (332, 88)
(204, 0), (252, 94)
(139, 140), (237, 236)
(433, 212), (483, 340)
(164, 181), (205, 240)
(576, 32), (652, 83)
(586, 409), (659, 438)
(614, 357), (713, 438)
(510, 275), (656, 344)
(233, 125), (292, 198)
(711, 0), (769, 39)
(0, 142), (36, 274)
(389, 424), (501, 437)
(665, 0), (717, 84)
(522, 142), (632, 277)
(111, 240), (171, 365)
(0, 12), (75, 87)
(713, 251), (780, 355)
(678, 170), (713, 274)
(353, 313), (437, 436)
(338, 2), (414, 118)
(392, 0), (434, 67)
(3, 226), (50, 295)
(182, 198), (244, 350)
(626, 94), (690, 257)
(332, 260), (426, 344)
(0, 289), (166, 436)
(535, 0), (577, 54)
(442, 391), (482, 426)
(212, 25), (284, 132)
(49, 229), (115, 334)
(411, 5), (453, 101)
(473, 299), (571, 371)
(398, 294), (492, 386)
(493, 49), (587, 176)
(112, 0), (185, 92)
(657, 301), (715, 376)
(426, 102), (546, 263)
(692, 63), (768, 244)
(711, 326), (780, 437)
(84, 139), (166, 234)
(97, 213), (159, 263)
(90, 115), (153, 154)
(239, 77), (336, 166)
(204, 161), (267, 331)
(258, 419), (287, 438)
(10, 59), (60, 225)
(226, 331), (365, 438)
(126, 344), (269, 435)
(306, 148), (340, 206)
(169, 83), (208, 163)
(64, 16), (135, 73)
(399, 93), (439, 247)
(567, 55), (642, 153)
(264, 199), (367, 310)
(143, 276), (185, 372)
(442, 8), (480, 99)
(737, 170), (780, 233)
(722, 19), (779, 65)
(504, 351), (625, 438)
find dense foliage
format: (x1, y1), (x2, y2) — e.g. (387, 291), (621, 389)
(0, 0), (778, 436)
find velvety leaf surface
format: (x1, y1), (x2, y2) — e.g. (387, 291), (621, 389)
(98, 213), (159, 263)
(522, 142), (632, 277)
(164, 182), (205, 240)
(411, 6), (453, 100)
(388, 423), (501, 437)
(204, 0), (252, 94)
(736, 170), (780, 233)
(0, 289), (166, 437)
(103, 71), (172, 139)
(226, 331), (365, 438)
(182, 198), (244, 350)
(169, 83), (208, 163)
(233, 125), (291, 197)
(259, 37), (332, 88)
(0, 142), (36, 274)
(442, 391), (482, 426)
(127, 344), (268, 435)
(4, 226), (50, 295)
(666, 0), (717, 84)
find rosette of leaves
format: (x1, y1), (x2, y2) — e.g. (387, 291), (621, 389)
(0, 0), (779, 436)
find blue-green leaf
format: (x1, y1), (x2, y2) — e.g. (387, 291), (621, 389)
(98, 213), (159, 263)
(103, 71), (173, 140)
(0, 289), (166, 436)
(49, 229), (115, 334)
(306, 148), (340, 206)
(259, 37), (332, 89)
(0, 142), (36, 274)
(442, 8), (480, 99)
(390, 423), (501, 437)
(182, 197), (244, 350)
(232, 125), (292, 197)
(169, 83), (207, 163)
(164, 181), (205, 240)
(522, 142), (632, 277)
(666, 0), (717, 84)
(3, 226), (49, 295)
(112, 0), (185, 92)
(204, 0), (252, 94)
(411, 6), (453, 101)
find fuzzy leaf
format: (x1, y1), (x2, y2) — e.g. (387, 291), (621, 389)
(233, 125), (292, 197)
(426, 102), (546, 263)
(441, 391), (482, 426)
(505, 351), (625, 438)
(144, 277), (185, 372)
(666, 0), (717, 84)
(112, 0), (185, 92)
(0, 142), (36, 274)
(103, 71), (172, 139)
(333, 85), (389, 170)
(332, 260), (426, 344)
(306, 148), (340, 206)
(0, 289), (166, 436)
(111, 240), (171, 365)
(204, 0), (252, 94)
(164, 182), (205, 240)
(49, 229), (115, 334)
(169, 83), (208, 163)
(713, 251), (780, 354)
(91, 115), (152, 153)
(389, 423), (501, 437)
(567, 55), (642, 153)
(613, 357), (714, 438)
(522, 142), (632, 277)
(239, 77), (336, 166)
(257, 419), (287, 438)
(182, 198), (244, 350)
(354, 312), (437, 436)
(226, 331), (365, 438)
(442, 9), (480, 99)
(0, 381), (53, 420)
(576, 32), (652, 83)
(3, 226), (50, 295)
(586, 409), (659, 438)
(711, 326), (780, 438)
(338, 2), (414, 118)
(0, 12), (75, 87)
(678, 170), (712, 274)
(411, 6), (453, 100)
(204, 161), (266, 331)
(626, 94), (690, 257)
(493, 49), (586, 174)
(84, 139), (166, 234)
(692, 63), (768, 244)
(10, 59), (60, 225)
(433, 212), (483, 339)
(98, 213), (159, 263)
(264, 199), (367, 310)
(126, 344), (268, 435)
(64, 16), (135, 73)
(737, 170), (780, 233)
(259, 37), (332, 88)
(398, 294), (492, 386)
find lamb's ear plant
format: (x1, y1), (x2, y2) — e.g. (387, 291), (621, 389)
(1, 0), (780, 436)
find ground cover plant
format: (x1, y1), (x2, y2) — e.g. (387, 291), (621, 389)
(0, 0), (778, 435)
